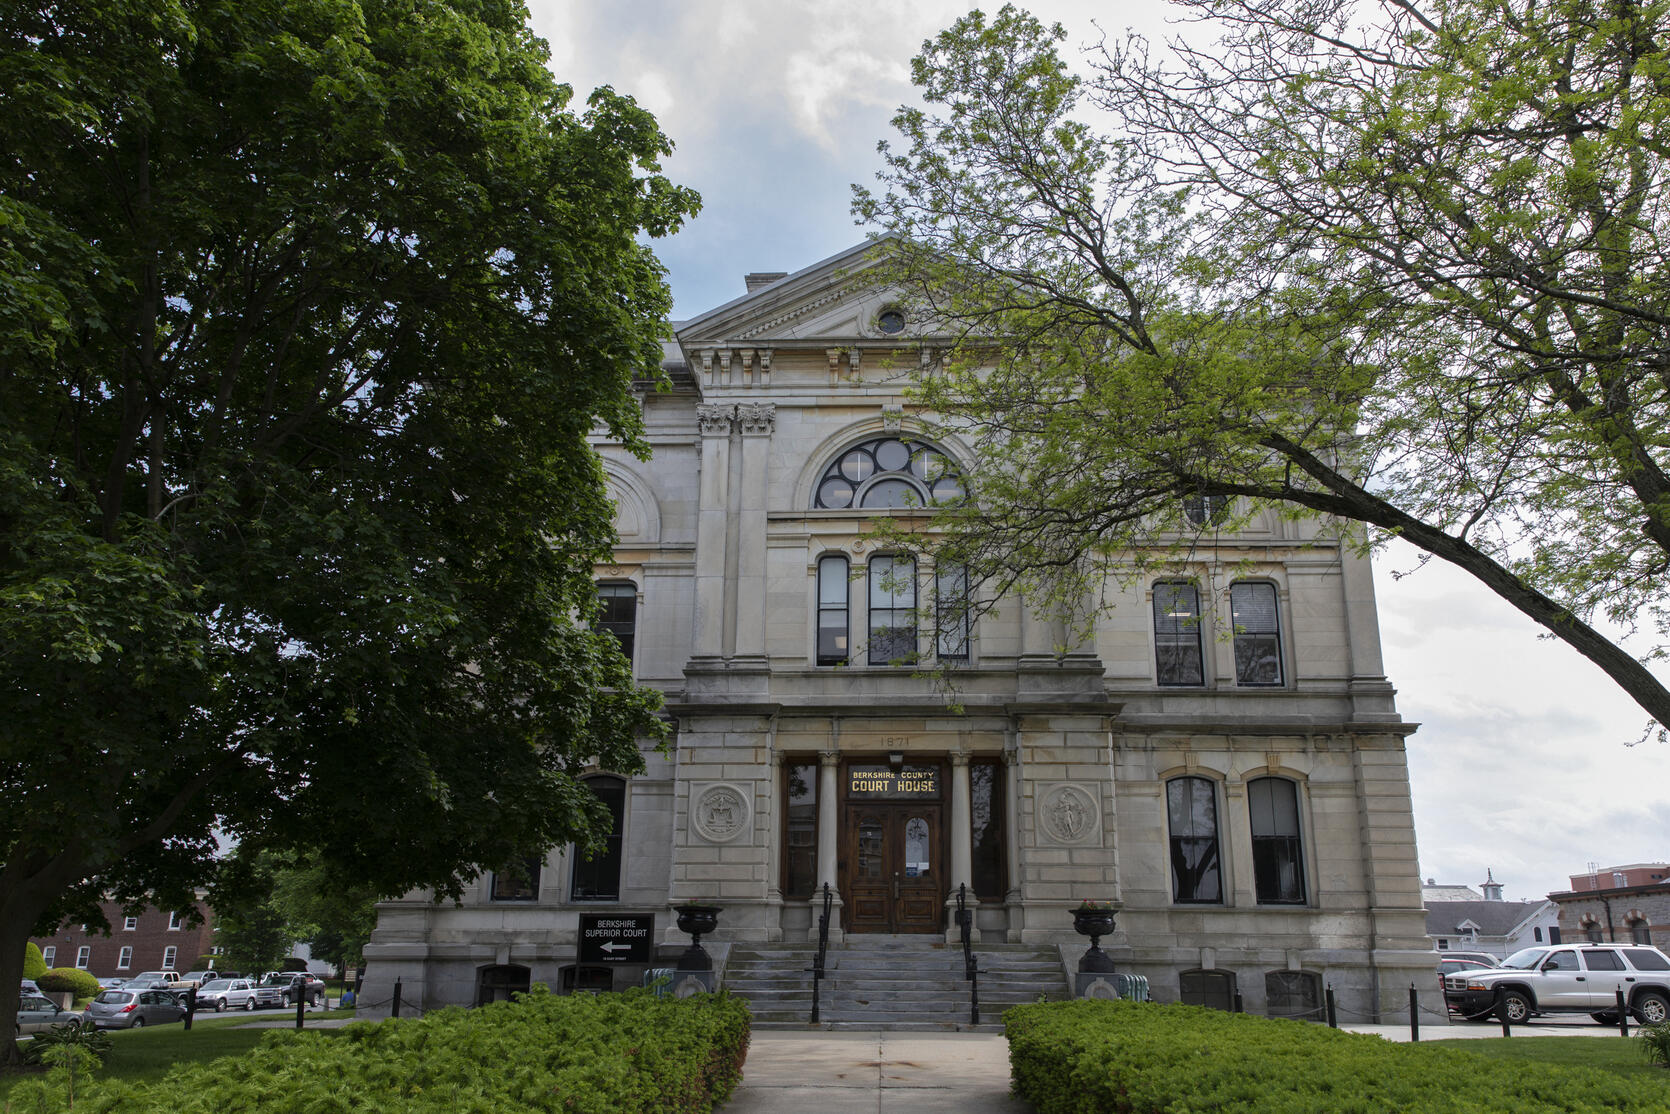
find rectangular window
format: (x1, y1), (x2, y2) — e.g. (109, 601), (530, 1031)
(42, 947), (56, 967)
(123, 916), (138, 931)
(1248, 777), (1306, 904)
(570, 777), (626, 901)
(1534, 927), (1543, 942)
(118, 946), (133, 969)
(490, 857), (541, 902)
(167, 911), (182, 931)
(970, 760), (1005, 901)
(75, 946), (91, 970)
(1153, 582), (1204, 686)
(817, 555), (850, 665)
(162, 946), (177, 969)
(1230, 582), (1283, 685)
(868, 555), (917, 664)
(1166, 776), (1222, 903)
(783, 761), (818, 898)
(935, 563), (970, 662)
(596, 583), (637, 664)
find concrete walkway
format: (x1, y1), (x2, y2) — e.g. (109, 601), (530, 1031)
(721, 1030), (1032, 1113)
(718, 1018), (1635, 1112)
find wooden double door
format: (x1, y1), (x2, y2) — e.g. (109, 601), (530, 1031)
(842, 798), (944, 933)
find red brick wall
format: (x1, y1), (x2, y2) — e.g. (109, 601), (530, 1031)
(30, 901), (216, 978)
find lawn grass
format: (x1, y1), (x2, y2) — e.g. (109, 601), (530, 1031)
(2, 1010), (355, 1104)
(1426, 1035), (1668, 1082)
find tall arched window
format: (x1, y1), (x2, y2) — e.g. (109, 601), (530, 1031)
(570, 776), (626, 902)
(813, 437), (964, 509)
(1167, 776), (1222, 903)
(1248, 777), (1306, 904)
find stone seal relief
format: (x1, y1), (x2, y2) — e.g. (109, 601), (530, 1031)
(1039, 783), (1099, 845)
(692, 784), (751, 843)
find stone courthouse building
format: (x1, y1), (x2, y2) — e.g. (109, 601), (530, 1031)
(362, 241), (1433, 1022)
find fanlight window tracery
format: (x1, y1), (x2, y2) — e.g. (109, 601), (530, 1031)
(813, 437), (965, 510)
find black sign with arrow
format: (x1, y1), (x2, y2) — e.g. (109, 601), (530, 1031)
(578, 913), (654, 964)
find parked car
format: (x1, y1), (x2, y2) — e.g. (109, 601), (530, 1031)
(1438, 951), (1500, 967)
(195, 978), (282, 1012)
(1443, 944), (1670, 1024)
(82, 988), (187, 1030)
(17, 993), (82, 1035)
(1437, 957), (1497, 980)
(260, 972), (326, 1007)
(20, 979), (41, 996)
(98, 977), (130, 992)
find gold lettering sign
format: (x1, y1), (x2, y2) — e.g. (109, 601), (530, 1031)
(847, 765), (940, 797)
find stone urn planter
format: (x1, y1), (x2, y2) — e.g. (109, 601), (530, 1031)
(674, 904), (722, 971)
(1072, 902), (1120, 973)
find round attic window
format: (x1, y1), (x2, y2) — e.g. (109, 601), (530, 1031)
(876, 308), (906, 335)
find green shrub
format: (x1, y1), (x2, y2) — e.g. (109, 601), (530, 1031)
(23, 942), (49, 980)
(1005, 999), (1669, 1113)
(1638, 1022), (1670, 1069)
(10, 985), (749, 1113)
(35, 967), (102, 998)
(21, 1022), (114, 1066)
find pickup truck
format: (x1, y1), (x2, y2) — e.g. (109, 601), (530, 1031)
(259, 972), (326, 1007)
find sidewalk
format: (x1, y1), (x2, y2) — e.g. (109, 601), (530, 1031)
(717, 1018), (1633, 1112)
(720, 1030), (1030, 1114)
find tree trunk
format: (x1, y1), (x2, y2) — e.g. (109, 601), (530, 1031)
(0, 899), (45, 1070)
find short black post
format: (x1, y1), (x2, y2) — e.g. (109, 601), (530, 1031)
(1409, 984), (1419, 1042)
(184, 987), (197, 1031)
(1616, 990), (1630, 1037)
(1233, 991), (1244, 1014)
(1494, 984), (1511, 1037)
(1325, 985), (1337, 1028)
(294, 994), (305, 1029)
(392, 978), (403, 1018)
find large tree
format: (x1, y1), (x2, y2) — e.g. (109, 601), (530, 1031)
(0, 0), (696, 1055)
(854, 0), (1670, 731)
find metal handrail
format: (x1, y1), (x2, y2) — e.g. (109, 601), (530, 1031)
(808, 882), (832, 1024)
(956, 883), (979, 1025)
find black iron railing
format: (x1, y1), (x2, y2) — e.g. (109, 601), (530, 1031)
(956, 883), (979, 1025)
(808, 882), (832, 1024)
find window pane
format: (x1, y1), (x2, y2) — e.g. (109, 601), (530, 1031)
(1265, 971), (1322, 1019)
(1167, 777), (1222, 903)
(936, 563), (970, 661)
(860, 478), (918, 508)
(817, 556), (849, 665)
(1231, 582), (1282, 685)
(970, 761), (1005, 901)
(596, 583), (636, 664)
(571, 778), (626, 901)
(868, 556), (917, 664)
(492, 856), (541, 902)
(784, 762), (818, 898)
(1249, 778), (1305, 904)
(1154, 583), (1204, 686)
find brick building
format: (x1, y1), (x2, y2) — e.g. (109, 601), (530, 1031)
(1549, 863), (1669, 947)
(31, 900), (215, 978)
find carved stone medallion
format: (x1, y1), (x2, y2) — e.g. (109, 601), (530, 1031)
(1039, 783), (1099, 845)
(692, 783), (750, 843)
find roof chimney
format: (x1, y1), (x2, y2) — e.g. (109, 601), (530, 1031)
(744, 272), (787, 293)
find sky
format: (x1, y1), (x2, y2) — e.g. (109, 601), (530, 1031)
(526, 0), (1668, 904)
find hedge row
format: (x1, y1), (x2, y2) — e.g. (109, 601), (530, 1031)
(14, 987), (750, 1114)
(1005, 999), (1667, 1114)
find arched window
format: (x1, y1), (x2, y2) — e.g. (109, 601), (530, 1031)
(476, 964), (530, 1005)
(1153, 582), (1205, 686)
(817, 555), (850, 666)
(1266, 971), (1323, 1021)
(1179, 969), (1236, 1010)
(1229, 582), (1282, 685)
(595, 583), (637, 664)
(1248, 778), (1305, 904)
(813, 437), (964, 510)
(1166, 776), (1222, 903)
(491, 856), (541, 902)
(868, 555), (917, 664)
(1631, 920), (1653, 945)
(570, 776), (626, 902)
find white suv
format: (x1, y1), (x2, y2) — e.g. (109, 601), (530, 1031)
(1443, 944), (1670, 1024)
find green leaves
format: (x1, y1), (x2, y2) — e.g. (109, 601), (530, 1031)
(0, 0), (692, 1021)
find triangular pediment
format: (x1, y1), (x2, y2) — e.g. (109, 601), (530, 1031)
(676, 238), (905, 350)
